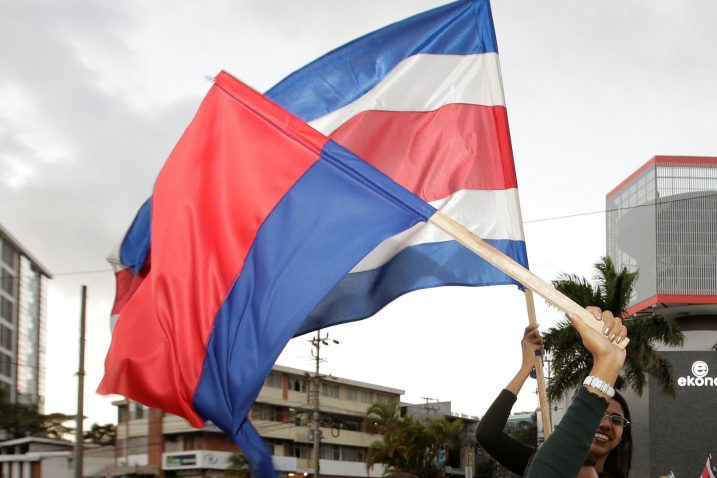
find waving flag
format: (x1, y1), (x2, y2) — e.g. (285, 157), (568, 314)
(99, 71), (434, 477)
(108, 0), (527, 332)
(104, 0), (526, 474)
(268, 0), (527, 332)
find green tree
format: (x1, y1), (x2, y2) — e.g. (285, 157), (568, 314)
(508, 413), (537, 448)
(83, 423), (116, 445)
(225, 452), (250, 478)
(0, 390), (74, 439)
(364, 402), (463, 478)
(544, 256), (684, 400)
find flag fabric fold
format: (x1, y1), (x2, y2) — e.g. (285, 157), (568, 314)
(267, 0), (528, 334)
(108, 0), (528, 334)
(104, 0), (527, 475)
(99, 71), (434, 477)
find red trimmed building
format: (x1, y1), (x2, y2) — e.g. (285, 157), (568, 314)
(606, 155), (717, 477)
(607, 155), (717, 320)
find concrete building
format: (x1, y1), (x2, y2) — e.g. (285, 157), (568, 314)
(0, 437), (114, 478)
(110, 365), (482, 478)
(605, 156), (717, 477)
(0, 224), (51, 409)
(111, 364), (405, 478)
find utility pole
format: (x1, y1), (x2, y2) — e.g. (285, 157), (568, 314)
(309, 330), (339, 478)
(73, 286), (87, 478)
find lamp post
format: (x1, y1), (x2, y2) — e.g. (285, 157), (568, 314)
(309, 330), (339, 478)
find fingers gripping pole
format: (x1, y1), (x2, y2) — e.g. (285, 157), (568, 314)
(427, 212), (629, 349)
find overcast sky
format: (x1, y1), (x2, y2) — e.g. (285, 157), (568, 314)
(2, 0), (716, 427)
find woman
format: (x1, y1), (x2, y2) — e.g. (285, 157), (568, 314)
(477, 311), (632, 477)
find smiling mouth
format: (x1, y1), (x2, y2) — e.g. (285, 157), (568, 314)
(594, 433), (611, 442)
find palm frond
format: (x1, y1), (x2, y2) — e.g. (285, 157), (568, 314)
(552, 274), (602, 308)
(545, 256), (683, 401)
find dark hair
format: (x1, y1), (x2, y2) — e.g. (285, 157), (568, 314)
(601, 391), (632, 478)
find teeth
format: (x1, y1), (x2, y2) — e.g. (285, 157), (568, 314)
(594, 433), (610, 442)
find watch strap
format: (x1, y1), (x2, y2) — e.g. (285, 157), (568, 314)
(583, 375), (615, 398)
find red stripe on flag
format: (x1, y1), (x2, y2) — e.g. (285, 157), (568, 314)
(329, 104), (516, 201)
(99, 72), (329, 423)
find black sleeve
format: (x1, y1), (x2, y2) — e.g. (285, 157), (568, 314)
(477, 389), (537, 476)
(524, 387), (608, 478)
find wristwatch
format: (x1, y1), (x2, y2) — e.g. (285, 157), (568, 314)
(583, 375), (615, 398)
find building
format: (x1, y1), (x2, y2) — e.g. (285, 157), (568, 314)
(607, 155), (717, 319)
(110, 365), (482, 478)
(112, 364), (406, 478)
(0, 437), (114, 478)
(605, 155), (717, 477)
(0, 224), (51, 409)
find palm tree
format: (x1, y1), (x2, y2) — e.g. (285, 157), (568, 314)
(364, 402), (463, 478)
(543, 256), (684, 401)
(225, 452), (250, 478)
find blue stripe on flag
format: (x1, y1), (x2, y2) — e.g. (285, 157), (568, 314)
(193, 142), (433, 477)
(298, 239), (528, 335)
(119, 198), (152, 274)
(266, 0), (498, 121)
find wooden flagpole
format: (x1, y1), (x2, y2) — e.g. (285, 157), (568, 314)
(428, 212), (629, 439)
(428, 212), (628, 348)
(523, 288), (552, 438)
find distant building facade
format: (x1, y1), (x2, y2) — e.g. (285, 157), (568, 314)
(110, 365), (481, 478)
(0, 224), (51, 409)
(606, 155), (717, 319)
(605, 156), (717, 477)
(112, 365), (402, 478)
(0, 437), (114, 478)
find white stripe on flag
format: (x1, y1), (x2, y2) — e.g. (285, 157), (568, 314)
(352, 188), (524, 272)
(309, 52), (505, 134)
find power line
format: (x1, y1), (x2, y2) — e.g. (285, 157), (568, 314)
(1, 190), (714, 280)
(53, 269), (113, 277)
(523, 190), (717, 224)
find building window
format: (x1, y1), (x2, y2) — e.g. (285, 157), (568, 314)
(0, 297), (12, 321)
(1, 269), (14, 296)
(290, 443), (310, 459)
(320, 444), (340, 461)
(118, 405), (128, 423)
(130, 401), (146, 420)
(1, 240), (17, 270)
(322, 383), (339, 398)
(0, 352), (12, 378)
(264, 373), (282, 388)
(376, 394), (391, 405)
(290, 378), (305, 392)
(361, 390), (373, 403)
(341, 446), (366, 463)
(251, 404), (278, 421)
(345, 388), (357, 401)
(0, 323), (12, 350)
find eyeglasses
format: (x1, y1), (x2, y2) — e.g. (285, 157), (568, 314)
(601, 414), (630, 428)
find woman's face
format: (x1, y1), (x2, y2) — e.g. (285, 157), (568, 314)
(590, 398), (626, 458)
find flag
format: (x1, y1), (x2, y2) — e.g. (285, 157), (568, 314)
(702, 453), (717, 478)
(267, 0), (528, 332)
(108, 0), (528, 332)
(659, 471), (676, 478)
(98, 71), (434, 477)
